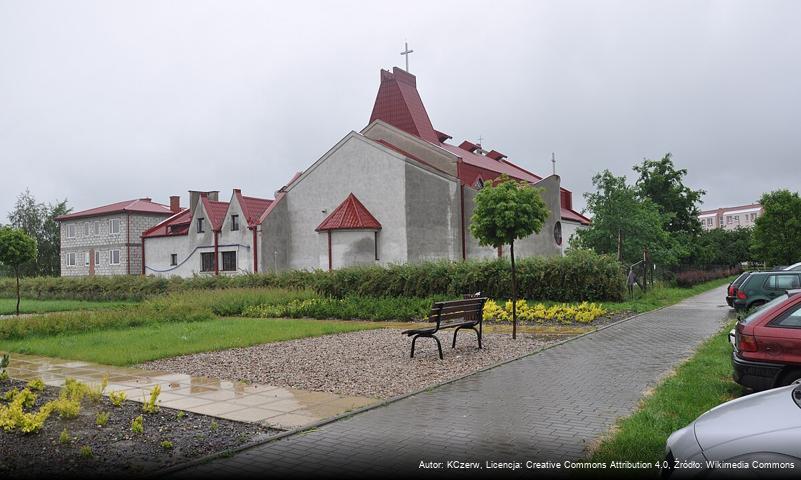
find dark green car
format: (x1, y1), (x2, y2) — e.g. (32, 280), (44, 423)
(733, 271), (801, 311)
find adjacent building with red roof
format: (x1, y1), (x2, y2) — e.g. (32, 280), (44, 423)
(56, 197), (179, 276)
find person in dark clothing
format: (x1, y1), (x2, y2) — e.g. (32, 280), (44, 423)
(627, 268), (638, 296)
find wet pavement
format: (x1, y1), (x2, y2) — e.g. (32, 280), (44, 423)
(2, 353), (377, 430)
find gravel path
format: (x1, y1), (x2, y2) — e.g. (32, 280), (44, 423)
(139, 329), (564, 399)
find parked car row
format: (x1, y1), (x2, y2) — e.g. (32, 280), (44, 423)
(663, 267), (801, 477)
(726, 265), (801, 312)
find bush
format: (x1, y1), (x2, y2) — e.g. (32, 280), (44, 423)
(0, 303), (214, 340)
(0, 251), (625, 303)
(674, 266), (741, 288)
(243, 295), (446, 321)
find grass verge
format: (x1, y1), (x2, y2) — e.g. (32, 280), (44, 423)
(589, 322), (741, 463)
(601, 276), (734, 314)
(0, 298), (133, 316)
(0, 317), (383, 365)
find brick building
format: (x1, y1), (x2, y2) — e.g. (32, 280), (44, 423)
(56, 198), (178, 276)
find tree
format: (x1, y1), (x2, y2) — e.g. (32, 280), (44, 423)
(752, 190), (801, 267)
(7, 189), (70, 276)
(470, 175), (549, 339)
(573, 170), (683, 266)
(0, 227), (38, 316)
(633, 153), (705, 237)
(689, 227), (753, 267)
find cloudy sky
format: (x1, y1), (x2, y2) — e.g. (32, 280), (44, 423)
(1, 0), (799, 220)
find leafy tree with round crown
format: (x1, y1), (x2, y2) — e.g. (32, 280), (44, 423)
(470, 175), (549, 339)
(0, 227), (38, 316)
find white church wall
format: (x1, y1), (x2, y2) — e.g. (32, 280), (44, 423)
(218, 195), (255, 273)
(561, 220), (585, 254)
(463, 186), (500, 260)
(403, 162), (461, 262)
(512, 175), (563, 259)
(281, 133), (409, 270)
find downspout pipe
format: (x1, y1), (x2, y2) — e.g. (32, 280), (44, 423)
(214, 231), (219, 275)
(251, 227), (258, 273)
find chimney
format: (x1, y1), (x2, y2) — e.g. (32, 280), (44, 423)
(189, 190), (220, 213)
(169, 195), (181, 213)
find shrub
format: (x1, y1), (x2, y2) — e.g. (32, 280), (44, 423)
(109, 391), (127, 407)
(51, 398), (81, 419)
(0, 303), (215, 340)
(95, 411), (109, 426)
(26, 378), (45, 392)
(80, 446), (93, 458)
(242, 295), (444, 321)
(674, 267), (741, 288)
(131, 415), (144, 434)
(141, 385), (160, 414)
(482, 300), (607, 324)
(0, 251), (625, 303)
(160, 440), (173, 450)
(59, 428), (71, 444)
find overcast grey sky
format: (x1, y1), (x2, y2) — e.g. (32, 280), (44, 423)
(1, 0), (799, 219)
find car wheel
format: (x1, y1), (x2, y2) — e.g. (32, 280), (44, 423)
(778, 369), (801, 387)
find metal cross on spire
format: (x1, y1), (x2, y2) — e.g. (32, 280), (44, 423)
(400, 41), (414, 72)
(552, 152), (557, 175)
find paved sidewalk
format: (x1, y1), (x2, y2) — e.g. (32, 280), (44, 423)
(170, 287), (732, 478)
(3, 353), (376, 430)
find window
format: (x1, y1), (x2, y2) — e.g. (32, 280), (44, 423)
(751, 213), (757, 221)
(200, 252), (215, 272)
(109, 218), (120, 235)
(765, 274), (801, 291)
(109, 249), (120, 265)
(66, 252), (76, 266)
(726, 216), (732, 224)
(84, 252), (90, 266)
(734, 215), (740, 223)
(197, 218), (205, 233)
(170, 254), (177, 266)
(553, 221), (563, 246)
(92, 221), (100, 236)
(83, 222), (90, 236)
(94, 250), (100, 266)
(231, 215), (239, 231)
(221, 251), (237, 271)
(772, 304), (801, 328)
(67, 224), (76, 238)
(707, 218), (713, 226)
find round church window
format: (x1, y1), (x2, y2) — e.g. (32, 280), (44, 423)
(554, 221), (563, 246)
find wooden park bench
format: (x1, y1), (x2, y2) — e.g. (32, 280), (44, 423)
(402, 296), (487, 359)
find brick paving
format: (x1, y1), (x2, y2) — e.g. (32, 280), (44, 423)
(169, 287), (731, 478)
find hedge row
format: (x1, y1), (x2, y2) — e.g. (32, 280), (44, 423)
(674, 266), (742, 288)
(0, 250), (626, 302)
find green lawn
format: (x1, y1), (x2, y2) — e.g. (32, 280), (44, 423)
(601, 276), (733, 314)
(0, 317), (382, 365)
(0, 298), (134, 315)
(589, 322), (741, 463)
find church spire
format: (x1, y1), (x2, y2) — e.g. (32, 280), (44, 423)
(368, 67), (439, 143)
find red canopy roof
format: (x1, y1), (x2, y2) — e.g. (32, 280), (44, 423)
(56, 198), (173, 221)
(316, 193), (382, 231)
(141, 209), (192, 238)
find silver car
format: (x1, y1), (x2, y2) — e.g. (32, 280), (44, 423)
(663, 384), (801, 478)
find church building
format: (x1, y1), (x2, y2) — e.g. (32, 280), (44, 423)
(141, 67), (589, 276)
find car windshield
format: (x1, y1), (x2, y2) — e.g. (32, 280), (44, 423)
(741, 293), (790, 325)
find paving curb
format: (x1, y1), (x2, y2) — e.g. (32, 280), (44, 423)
(155, 292), (724, 479)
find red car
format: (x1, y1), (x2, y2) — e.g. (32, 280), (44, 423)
(733, 289), (801, 390)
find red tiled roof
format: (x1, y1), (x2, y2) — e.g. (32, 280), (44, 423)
(316, 193), (382, 231)
(201, 197), (231, 232)
(369, 68), (439, 144)
(234, 189), (273, 227)
(141, 209), (192, 238)
(561, 207), (591, 225)
(368, 66), (590, 227)
(55, 198), (173, 221)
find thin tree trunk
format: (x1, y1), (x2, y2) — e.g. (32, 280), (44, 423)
(511, 240), (517, 340)
(15, 266), (20, 317)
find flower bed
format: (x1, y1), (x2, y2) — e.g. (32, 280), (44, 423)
(0, 376), (275, 476)
(482, 300), (607, 324)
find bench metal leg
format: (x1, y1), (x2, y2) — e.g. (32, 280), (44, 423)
(411, 334), (443, 360)
(452, 326), (482, 350)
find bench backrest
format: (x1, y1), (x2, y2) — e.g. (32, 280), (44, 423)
(428, 297), (487, 325)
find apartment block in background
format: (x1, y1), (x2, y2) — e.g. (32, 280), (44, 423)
(698, 203), (763, 231)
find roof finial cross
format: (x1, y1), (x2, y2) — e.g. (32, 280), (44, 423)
(552, 152), (557, 175)
(400, 41), (414, 72)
